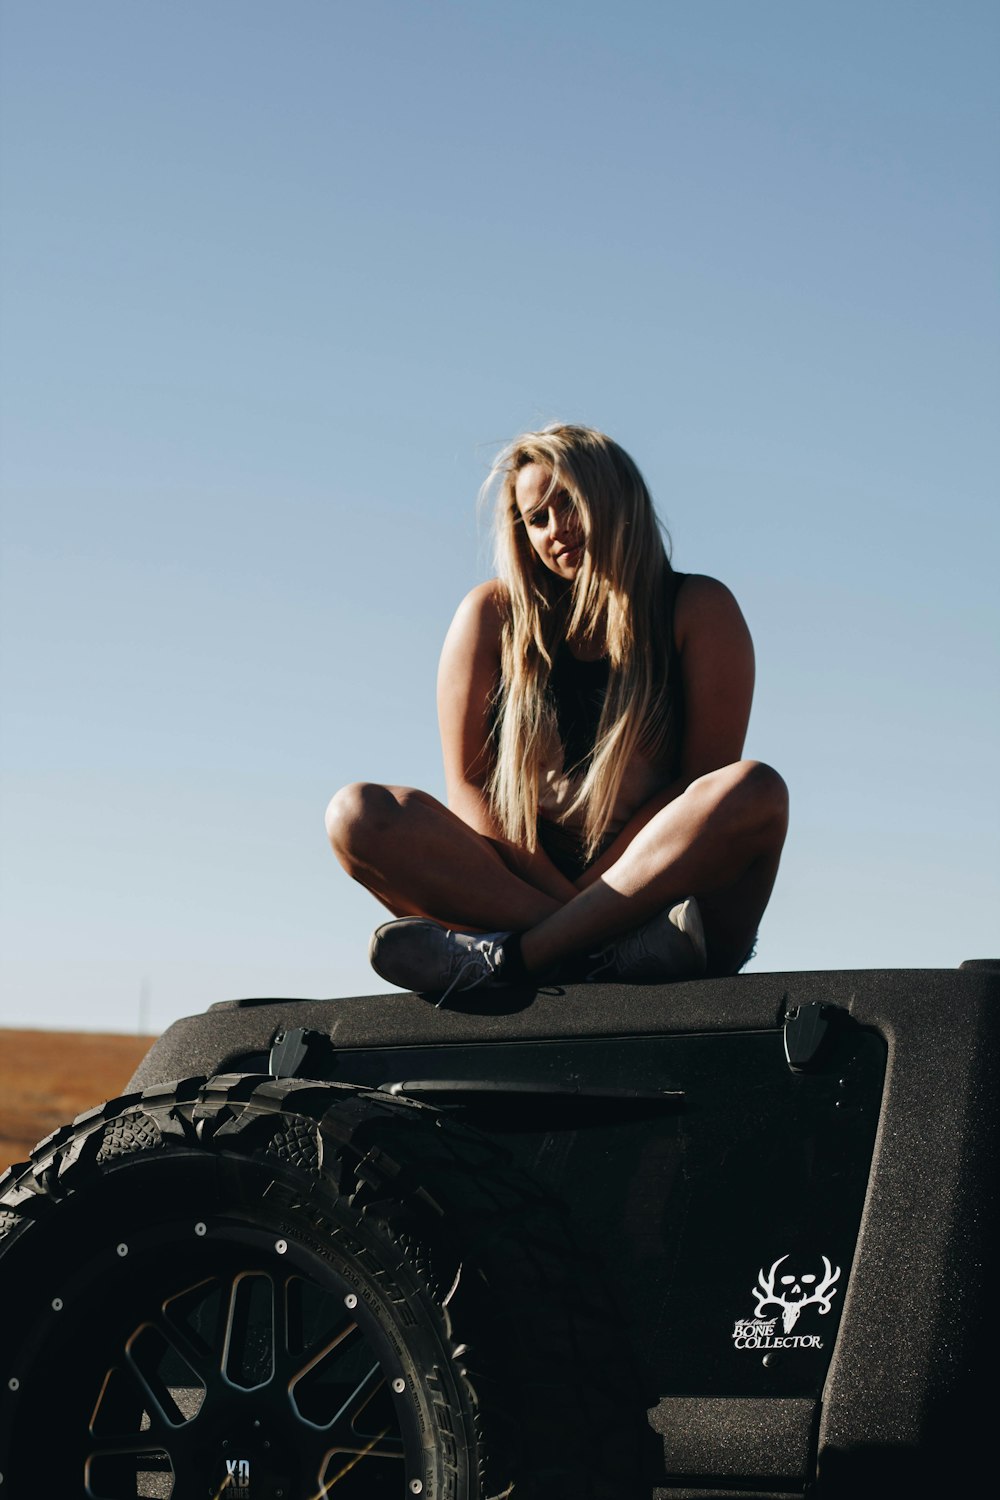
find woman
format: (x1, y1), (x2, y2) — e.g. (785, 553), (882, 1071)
(326, 424), (788, 1000)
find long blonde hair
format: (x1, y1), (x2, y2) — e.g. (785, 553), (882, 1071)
(483, 424), (676, 857)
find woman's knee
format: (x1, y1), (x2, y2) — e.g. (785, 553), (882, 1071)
(737, 759), (788, 820)
(691, 759), (789, 840)
(731, 760), (789, 851)
(324, 781), (402, 866)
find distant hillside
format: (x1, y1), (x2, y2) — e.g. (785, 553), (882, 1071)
(0, 1029), (155, 1174)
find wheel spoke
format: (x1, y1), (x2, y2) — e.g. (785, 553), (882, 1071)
(89, 1361), (171, 1452)
(161, 1275), (229, 1376)
(288, 1315), (401, 1446)
(312, 1426), (400, 1495)
(125, 1321), (207, 1427)
(86, 1442), (175, 1499)
(346, 1373), (405, 1455)
(283, 1273), (355, 1362)
(222, 1271), (276, 1390)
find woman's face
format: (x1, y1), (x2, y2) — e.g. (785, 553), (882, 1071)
(514, 463), (585, 580)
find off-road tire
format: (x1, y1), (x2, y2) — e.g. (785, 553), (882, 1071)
(0, 1074), (640, 1499)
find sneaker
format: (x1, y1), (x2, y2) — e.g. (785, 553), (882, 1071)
(587, 898), (708, 983)
(369, 918), (513, 1006)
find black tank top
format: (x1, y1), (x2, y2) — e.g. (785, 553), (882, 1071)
(548, 571), (686, 777)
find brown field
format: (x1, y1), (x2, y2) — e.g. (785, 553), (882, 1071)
(0, 1029), (156, 1175)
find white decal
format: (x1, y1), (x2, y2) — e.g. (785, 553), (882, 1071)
(730, 1254), (842, 1353)
(752, 1254), (841, 1332)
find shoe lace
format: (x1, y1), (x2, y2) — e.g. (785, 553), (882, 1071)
(435, 936), (504, 1008)
(585, 927), (651, 983)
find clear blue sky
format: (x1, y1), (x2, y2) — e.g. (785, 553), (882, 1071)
(1, 0), (997, 1035)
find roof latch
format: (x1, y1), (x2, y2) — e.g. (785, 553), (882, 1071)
(268, 1026), (335, 1080)
(783, 1001), (842, 1073)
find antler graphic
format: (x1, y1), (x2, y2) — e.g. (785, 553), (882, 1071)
(752, 1254), (842, 1333)
(752, 1255), (788, 1313)
(812, 1255), (841, 1314)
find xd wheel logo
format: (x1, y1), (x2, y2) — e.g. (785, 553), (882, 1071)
(224, 1456), (250, 1496)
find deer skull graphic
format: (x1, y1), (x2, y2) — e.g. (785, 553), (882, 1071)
(752, 1255), (841, 1333)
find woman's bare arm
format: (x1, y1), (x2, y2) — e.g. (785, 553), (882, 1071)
(436, 581), (505, 835)
(675, 574), (754, 779)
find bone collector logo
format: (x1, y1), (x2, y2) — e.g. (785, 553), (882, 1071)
(732, 1254), (841, 1352)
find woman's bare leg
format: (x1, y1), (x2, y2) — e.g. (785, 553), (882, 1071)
(329, 761), (787, 981)
(519, 760), (788, 978)
(325, 782), (570, 931)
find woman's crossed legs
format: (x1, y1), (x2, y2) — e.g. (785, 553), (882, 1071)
(326, 759), (788, 983)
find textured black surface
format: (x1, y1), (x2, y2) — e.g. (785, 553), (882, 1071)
(649, 1396), (815, 1480)
(815, 969), (999, 1494)
(652, 1490), (798, 1499)
(130, 969), (831, 1086)
(127, 967), (999, 1495)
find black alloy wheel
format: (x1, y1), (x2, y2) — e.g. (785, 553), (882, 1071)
(0, 1075), (640, 1499)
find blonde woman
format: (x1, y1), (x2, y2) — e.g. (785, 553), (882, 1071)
(326, 424), (788, 1000)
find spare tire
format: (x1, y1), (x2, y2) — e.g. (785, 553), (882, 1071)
(0, 1074), (641, 1499)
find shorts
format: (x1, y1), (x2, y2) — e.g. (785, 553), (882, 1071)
(737, 933), (758, 972)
